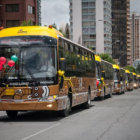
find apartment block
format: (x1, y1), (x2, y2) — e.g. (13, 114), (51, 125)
(69, 0), (112, 55)
(0, 0), (41, 28)
(131, 12), (140, 64)
(112, 0), (131, 66)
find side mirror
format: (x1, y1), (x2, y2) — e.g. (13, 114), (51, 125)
(59, 58), (66, 90)
(59, 58), (66, 71)
(120, 75), (123, 81)
(102, 71), (105, 78)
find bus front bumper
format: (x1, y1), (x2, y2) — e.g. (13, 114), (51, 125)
(0, 101), (59, 111)
(113, 88), (121, 94)
(0, 95), (68, 111)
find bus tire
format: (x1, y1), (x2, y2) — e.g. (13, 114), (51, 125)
(122, 88), (125, 94)
(100, 87), (105, 100)
(83, 89), (91, 109)
(100, 96), (104, 100)
(6, 111), (18, 119)
(60, 96), (71, 117)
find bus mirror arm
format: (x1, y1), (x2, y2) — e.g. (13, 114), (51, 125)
(58, 70), (65, 89)
(59, 57), (66, 89)
(59, 76), (64, 89)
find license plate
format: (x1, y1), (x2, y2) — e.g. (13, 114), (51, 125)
(4, 89), (15, 96)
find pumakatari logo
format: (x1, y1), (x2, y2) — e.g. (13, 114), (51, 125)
(17, 29), (27, 34)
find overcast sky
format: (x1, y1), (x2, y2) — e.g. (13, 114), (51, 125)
(41, 0), (140, 28)
(41, 0), (69, 28)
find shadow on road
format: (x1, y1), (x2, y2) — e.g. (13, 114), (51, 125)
(0, 104), (94, 122)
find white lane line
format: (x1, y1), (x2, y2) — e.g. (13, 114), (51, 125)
(21, 123), (60, 140)
(0, 123), (57, 126)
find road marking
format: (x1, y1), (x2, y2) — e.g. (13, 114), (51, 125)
(21, 123), (60, 140)
(0, 123), (58, 126)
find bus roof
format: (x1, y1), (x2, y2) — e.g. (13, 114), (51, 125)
(132, 72), (136, 76)
(95, 55), (101, 62)
(125, 69), (130, 73)
(0, 26), (63, 39)
(113, 64), (120, 70)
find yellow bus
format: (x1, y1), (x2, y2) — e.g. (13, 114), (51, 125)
(112, 64), (125, 94)
(137, 75), (140, 88)
(113, 64), (120, 94)
(0, 26), (97, 118)
(132, 72), (138, 89)
(120, 68), (126, 94)
(125, 70), (133, 91)
(95, 55), (113, 100)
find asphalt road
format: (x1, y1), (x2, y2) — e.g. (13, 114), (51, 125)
(0, 89), (140, 140)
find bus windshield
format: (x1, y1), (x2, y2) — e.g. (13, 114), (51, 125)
(133, 75), (136, 82)
(114, 69), (120, 81)
(0, 36), (57, 85)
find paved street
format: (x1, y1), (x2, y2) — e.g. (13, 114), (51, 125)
(0, 89), (140, 140)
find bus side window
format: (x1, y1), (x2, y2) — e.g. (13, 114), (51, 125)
(88, 53), (95, 77)
(58, 38), (64, 58)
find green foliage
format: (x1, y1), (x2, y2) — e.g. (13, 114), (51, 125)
(99, 54), (116, 64)
(88, 46), (94, 51)
(125, 65), (136, 73)
(21, 20), (33, 26)
(52, 23), (57, 29)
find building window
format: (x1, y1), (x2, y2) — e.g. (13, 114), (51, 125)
(6, 4), (19, 12)
(28, 5), (33, 14)
(6, 20), (20, 28)
(33, 7), (35, 14)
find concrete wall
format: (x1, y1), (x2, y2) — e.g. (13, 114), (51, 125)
(0, 0), (38, 27)
(96, 0), (104, 54)
(72, 0), (82, 44)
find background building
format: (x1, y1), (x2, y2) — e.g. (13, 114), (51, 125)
(133, 59), (140, 68)
(69, 0), (112, 55)
(131, 12), (140, 64)
(112, 0), (131, 66)
(0, 0), (41, 28)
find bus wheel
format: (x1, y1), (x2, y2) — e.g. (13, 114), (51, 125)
(100, 96), (104, 100)
(100, 88), (105, 100)
(61, 96), (71, 117)
(6, 111), (18, 119)
(83, 89), (91, 109)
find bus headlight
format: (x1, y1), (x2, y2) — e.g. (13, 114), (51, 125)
(47, 104), (53, 108)
(134, 84), (137, 87)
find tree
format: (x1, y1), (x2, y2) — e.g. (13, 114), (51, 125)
(99, 54), (116, 64)
(21, 20), (33, 26)
(125, 65), (136, 73)
(52, 23), (57, 29)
